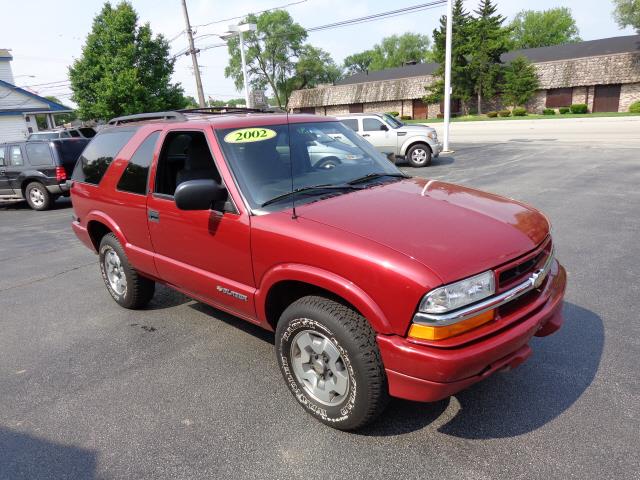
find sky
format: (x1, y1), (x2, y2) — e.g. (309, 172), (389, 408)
(0, 0), (636, 106)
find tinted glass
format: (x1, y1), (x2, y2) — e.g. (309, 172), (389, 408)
(79, 128), (96, 138)
(25, 143), (54, 166)
(341, 119), (358, 131)
(72, 129), (137, 185)
(29, 132), (59, 140)
(216, 121), (400, 211)
(68, 130), (81, 138)
(9, 146), (23, 166)
(0, 147), (5, 166)
(117, 131), (160, 195)
(362, 118), (384, 132)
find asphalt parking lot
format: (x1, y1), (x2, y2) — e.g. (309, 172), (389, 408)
(1, 125), (639, 479)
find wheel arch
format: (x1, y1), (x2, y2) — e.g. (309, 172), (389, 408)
(85, 212), (127, 252)
(256, 264), (392, 334)
(400, 138), (432, 157)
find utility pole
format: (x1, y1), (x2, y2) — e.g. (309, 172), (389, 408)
(181, 0), (206, 107)
(442, 0), (453, 152)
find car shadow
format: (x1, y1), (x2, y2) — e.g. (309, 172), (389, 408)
(0, 427), (98, 480)
(360, 302), (603, 438)
(0, 197), (72, 211)
(399, 154), (455, 171)
(144, 284), (193, 310)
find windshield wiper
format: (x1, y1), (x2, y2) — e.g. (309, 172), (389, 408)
(347, 172), (409, 185)
(260, 184), (362, 208)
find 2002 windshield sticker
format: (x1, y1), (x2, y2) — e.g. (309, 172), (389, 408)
(224, 127), (277, 143)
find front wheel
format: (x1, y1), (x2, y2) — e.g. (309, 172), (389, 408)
(275, 296), (389, 430)
(406, 143), (432, 167)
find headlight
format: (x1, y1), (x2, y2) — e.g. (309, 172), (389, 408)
(419, 271), (495, 314)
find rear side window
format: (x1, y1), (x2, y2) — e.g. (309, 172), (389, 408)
(25, 143), (54, 166)
(72, 129), (137, 185)
(9, 146), (23, 166)
(68, 130), (81, 138)
(79, 128), (96, 138)
(116, 131), (160, 195)
(341, 119), (358, 132)
(0, 147), (5, 166)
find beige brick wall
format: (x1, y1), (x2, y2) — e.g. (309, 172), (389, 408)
(363, 101), (403, 114)
(526, 90), (547, 113)
(619, 82), (640, 112)
(427, 103), (440, 118)
(572, 86), (587, 105)
(401, 100), (413, 118)
(321, 105), (350, 115)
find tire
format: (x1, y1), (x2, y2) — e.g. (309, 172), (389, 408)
(276, 295), (389, 430)
(315, 156), (341, 170)
(25, 182), (52, 211)
(98, 233), (155, 309)
(406, 143), (432, 167)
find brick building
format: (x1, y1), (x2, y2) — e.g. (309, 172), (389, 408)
(288, 35), (640, 118)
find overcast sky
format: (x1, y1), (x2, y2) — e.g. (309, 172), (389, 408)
(1, 0), (636, 105)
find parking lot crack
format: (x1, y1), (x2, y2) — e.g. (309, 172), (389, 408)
(0, 262), (95, 292)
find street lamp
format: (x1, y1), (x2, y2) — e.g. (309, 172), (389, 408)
(221, 23), (257, 108)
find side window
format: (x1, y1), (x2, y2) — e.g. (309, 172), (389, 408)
(72, 129), (138, 185)
(116, 131), (160, 195)
(340, 119), (358, 132)
(68, 130), (81, 138)
(362, 118), (385, 132)
(155, 131), (220, 197)
(25, 143), (54, 166)
(9, 146), (24, 166)
(0, 147), (5, 166)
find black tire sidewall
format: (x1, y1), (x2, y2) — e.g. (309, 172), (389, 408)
(98, 235), (134, 308)
(25, 182), (51, 210)
(407, 144), (432, 167)
(276, 303), (375, 429)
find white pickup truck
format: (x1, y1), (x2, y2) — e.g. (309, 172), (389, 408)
(336, 113), (441, 167)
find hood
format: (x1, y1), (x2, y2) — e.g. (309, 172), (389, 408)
(399, 124), (435, 133)
(296, 178), (549, 284)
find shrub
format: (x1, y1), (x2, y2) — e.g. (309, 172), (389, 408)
(498, 110), (511, 117)
(570, 103), (588, 114)
(436, 113), (458, 119)
(543, 108), (556, 115)
(487, 111), (498, 118)
(400, 115), (412, 120)
(559, 107), (571, 114)
(386, 111), (400, 117)
(512, 107), (527, 116)
(629, 101), (640, 113)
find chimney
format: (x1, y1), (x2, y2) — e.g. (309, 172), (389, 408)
(0, 49), (15, 84)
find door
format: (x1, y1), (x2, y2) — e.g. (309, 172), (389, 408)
(412, 99), (428, 119)
(360, 117), (396, 153)
(0, 146), (12, 194)
(4, 145), (26, 193)
(146, 129), (256, 319)
(593, 84), (621, 112)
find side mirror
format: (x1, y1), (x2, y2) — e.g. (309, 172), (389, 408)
(380, 124), (389, 131)
(175, 179), (227, 211)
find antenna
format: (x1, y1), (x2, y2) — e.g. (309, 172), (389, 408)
(287, 111), (297, 219)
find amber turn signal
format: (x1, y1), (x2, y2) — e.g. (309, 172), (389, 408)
(408, 309), (495, 341)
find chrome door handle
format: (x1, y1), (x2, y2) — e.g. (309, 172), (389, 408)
(362, 134), (370, 137)
(148, 210), (160, 222)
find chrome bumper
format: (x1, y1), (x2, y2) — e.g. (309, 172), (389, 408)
(413, 248), (555, 327)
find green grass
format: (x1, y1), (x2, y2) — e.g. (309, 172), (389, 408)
(403, 111), (640, 124)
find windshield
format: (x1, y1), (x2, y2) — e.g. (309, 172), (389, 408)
(216, 121), (402, 212)
(383, 114), (403, 128)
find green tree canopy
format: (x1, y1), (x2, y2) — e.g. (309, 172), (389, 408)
(343, 33), (432, 75)
(466, 0), (512, 114)
(612, 0), (640, 32)
(69, 1), (186, 121)
(501, 56), (540, 108)
(224, 10), (334, 108)
(343, 51), (375, 75)
(510, 8), (581, 49)
(425, 0), (474, 112)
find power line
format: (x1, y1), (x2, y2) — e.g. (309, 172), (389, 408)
(17, 80), (70, 88)
(193, 0), (308, 28)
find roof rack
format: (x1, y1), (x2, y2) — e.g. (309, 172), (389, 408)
(107, 111), (187, 126)
(177, 106), (284, 115)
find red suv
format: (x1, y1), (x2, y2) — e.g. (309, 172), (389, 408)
(70, 108), (567, 430)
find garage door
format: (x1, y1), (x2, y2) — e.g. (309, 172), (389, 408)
(349, 104), (363, 113)
(593, 84), (621, 112)
(546, 88), (572, 108)
(412, 99), (428, 119)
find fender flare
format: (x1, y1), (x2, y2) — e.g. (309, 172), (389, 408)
(255, 263), (392, 334)
(85, 211), (128, 251)
(400, 137), (432, 157)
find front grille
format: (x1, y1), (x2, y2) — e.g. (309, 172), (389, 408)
(497, 238), (552, 291)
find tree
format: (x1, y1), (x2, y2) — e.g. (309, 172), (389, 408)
(182, 96), (199, 109)
(69, 2), (186, 120)
(291, 45), (342, 90)
(612, 0), (640, 32)
(343, 51), (375, 75)
(425, 0), (474, 114)
(224, 10), (307, 108)
(466, 0), (512, 114)
(501, 56), (540, 108)
(510, 8), (581, 49)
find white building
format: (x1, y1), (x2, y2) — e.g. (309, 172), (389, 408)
(0, 49), (73, 143)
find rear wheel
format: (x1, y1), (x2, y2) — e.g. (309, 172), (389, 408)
(406, 143), (432, 167)
(99, 233), (155, 309)
(25, 182), (52, 210)
(275, 296), (389, 430)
